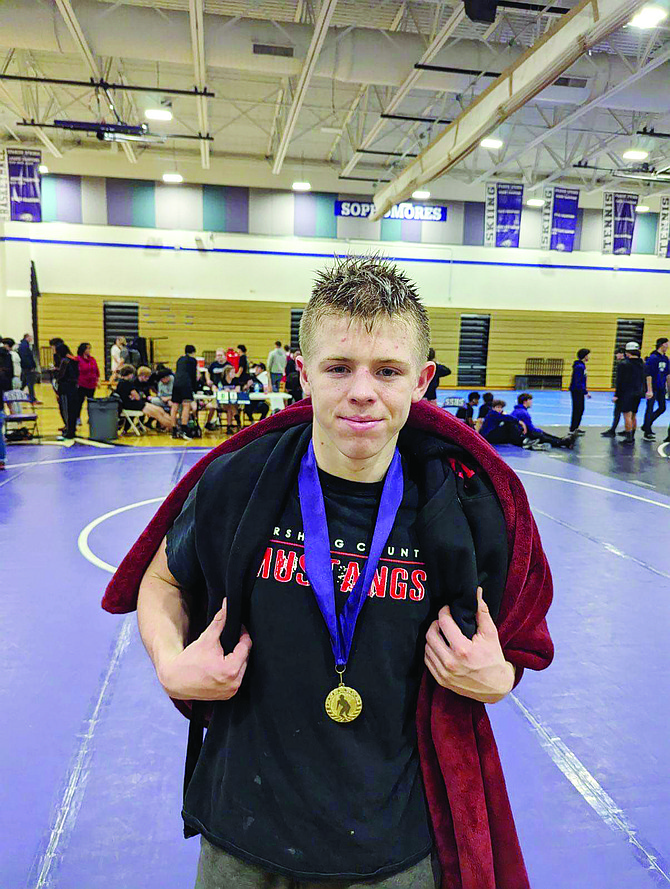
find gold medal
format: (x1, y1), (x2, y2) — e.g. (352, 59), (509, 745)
(325, 666), (362, 723)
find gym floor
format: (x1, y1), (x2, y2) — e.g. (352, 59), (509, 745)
(1, 386), (668, 889)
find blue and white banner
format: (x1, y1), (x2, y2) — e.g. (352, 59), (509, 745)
(657, 196), (670, 258)
(541, 187), (579, 252)
(5, 149), (42, 222)
(484, 183), (524, 248)
(0, 150), (9, 221)
(334, 200), (447, 222)
(602, 191), (638, 255)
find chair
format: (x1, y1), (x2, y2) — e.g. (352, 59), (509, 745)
(121, 408), (147, 436)
(3, 389), (41, 441)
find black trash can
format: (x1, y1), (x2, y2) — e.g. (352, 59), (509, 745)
(88, 397), (119, 441)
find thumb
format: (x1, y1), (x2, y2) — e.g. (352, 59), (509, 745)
(476, 587), (495, 633)
(201, 598), (227, 640)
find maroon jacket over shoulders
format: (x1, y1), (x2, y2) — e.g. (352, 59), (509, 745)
(102, 400), (553, 889)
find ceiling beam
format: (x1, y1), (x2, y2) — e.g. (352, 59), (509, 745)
(371, 0), (657, 219)
(188, 0), (210, 169)
(0, 82), (62, 156)
(54, 0), (137, 164)
(272, 0), (338, 175)
(339, 2), (466, 179)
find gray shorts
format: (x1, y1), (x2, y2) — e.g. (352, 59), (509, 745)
(194, 837), (439, 889)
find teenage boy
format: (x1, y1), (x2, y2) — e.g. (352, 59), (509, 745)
(602, 347), (626, 437)
(569, 348), (591, 434)
(267, 340), (287, 392)
(122, 256), (554, 889)
(615, 344), (646, 446)
(477, 392), (494, 421)
(641, 337), (669, 441)
(455, 391), (480, 427)
(480, 399), (526, 446)
(423, 348), (451, 403)
(511, 393), (575, 449)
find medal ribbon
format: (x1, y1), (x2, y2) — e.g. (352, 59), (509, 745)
(298, 440), (404, 668)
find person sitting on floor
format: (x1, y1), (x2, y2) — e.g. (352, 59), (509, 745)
(511, 393), (575, 450)
(478, 392), (495, 422)
(480, 399), (526, 446)
(456, 391), (480, 428)
(115, 364), (174, 433)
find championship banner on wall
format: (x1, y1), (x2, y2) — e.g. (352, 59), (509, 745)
(540, 186), (579, 252)
(0, 150), (10, 221)
(334, 200), (448, 222)
(657, 196), (670, 258)
(3, 149), (42, 222)
(602, 191), (638, 255)
(484, 183), (524, 247)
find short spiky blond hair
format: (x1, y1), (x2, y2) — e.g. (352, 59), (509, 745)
(299, 255), (431, 368)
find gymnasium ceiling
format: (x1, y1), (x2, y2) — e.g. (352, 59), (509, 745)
(1, 0), (670, 208)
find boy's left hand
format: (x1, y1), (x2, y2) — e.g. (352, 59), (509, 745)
(425, 587), (515, 704)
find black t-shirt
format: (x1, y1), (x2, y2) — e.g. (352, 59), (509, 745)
(209, 360), (230, 385)
(455, 403), (474, 422)
(115, 378), (145, 410)
(175, 354), (198, 389)
(478, 403), (492, 419)
(167, 462), (434, 881)
(424, 363), (451, 401)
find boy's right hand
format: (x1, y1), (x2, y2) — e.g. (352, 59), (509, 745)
(157, 599), (252, 701)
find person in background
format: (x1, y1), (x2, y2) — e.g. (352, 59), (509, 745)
(172, 345), (199, 437)
(456, 392), (480, 428)
(511, 393), (575, 450)
(75, 342), (100, 424)
(110, 336), (127, 380)
(18, 333), (41, 405)
(480, 399), (526, 446)
(251, 362), (270, 391)
(4, 338), (22, 389)
(423, 348), (451, 404)
(218, 364), (242, 434)
(0, 339), (12, 468)
(284, 349), (297, 378)
(49, 337), (66, 430)
(240, 367), (270, 425)
(641, 336), (669, 442)
(208, 349), (231, 388)
(267, 340), (287, 392)
(115, 365), (175, 433)
(149, 368), (174, 414)
(601, 346), (626, 437)
(614, 343), (646, 447)
(236, 344), (249, 378)
(569, 348), (590, 435)
(477, 392), (494, 421)
(54, 342), (80, 444)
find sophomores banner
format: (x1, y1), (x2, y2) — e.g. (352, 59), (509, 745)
(484, 183), (523, 248)
(334, 200), (447, 222)
(657, 196), (670, 258)
(602, 191), (638, 255)
(541, 187), (579, 252)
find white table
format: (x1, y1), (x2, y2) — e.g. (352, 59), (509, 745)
(196, 390), (291, 413)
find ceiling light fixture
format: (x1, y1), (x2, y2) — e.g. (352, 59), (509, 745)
(145, 108), (173, 122)
(162, 172), (183, 184)
(635, 204), (651, 212)
(38, 164), (49, 174)
(412, 190), (431, 200)
(292, 181), (311, 192)
(527, 198), (545, 207)
(623, 148), (649, 160)
(629, 5), (668, 27)
(480, 137), (503, 149)
(320, 126), (343, 134)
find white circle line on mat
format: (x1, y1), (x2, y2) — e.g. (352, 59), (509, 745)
(516, 470), (670, 510)
(78, 497), (165, 573)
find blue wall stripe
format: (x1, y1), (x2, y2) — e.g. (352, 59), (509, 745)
(2, 236), (670, 274)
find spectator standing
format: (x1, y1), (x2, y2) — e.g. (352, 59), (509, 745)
(110, 336), (127, 379)
(423, 348), (451, 403)
(511, 394), (575, 450)
(0, 340), (12, 469)
(236, 345), (249, 378)
(480, 399), (526, 446)
(641, 337), (669, 441)
(3, 339), (22, 389)
(267, 340), (287, 392)
(455, 392), (480, 427)
(285, 350), (297, 378)
(172, 345), (199, 437)
(569, 348), (590, 434)
(75, 342), (100, 422)
(601, 347), (626, 437)
(18, 333), (41, 405)
(614, 343), (646, 446)
(54, 342), (80, 443)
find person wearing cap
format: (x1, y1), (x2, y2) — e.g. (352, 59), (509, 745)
(641, 337), (669, 442)
(568, 348), (591, 435)
(614, 344), (646, 446)
(601, 346), (626, 438)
